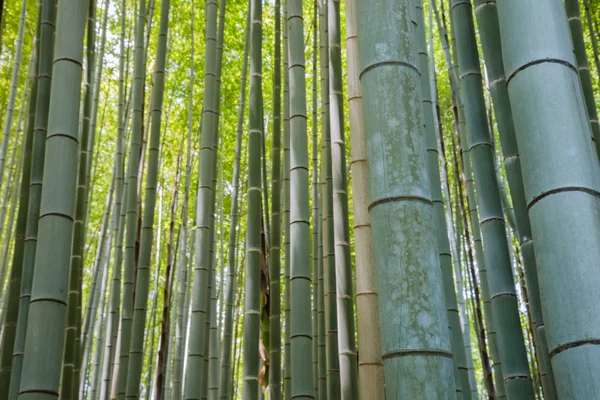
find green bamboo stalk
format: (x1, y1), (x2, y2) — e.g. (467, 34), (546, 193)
(473, 1), (558, 398)
(288, 0), (315, 398)
(0, 0), (27, 194)
(184, 0), (220, 395)
(115, 0), (147, 392)
(101, 0), (127, 396)
(268, 0), (282, 398)
(496, 0), (600, 397)
(218, 4), (250, 399)
(0, 2), (44, 396)
(205, 1), (228, 395)
(125, 0), (171, 392)
(64, 0), (97, 391)
(318, 3), (340, 397)
(242, 0), (263, 397)
(344, 0), (385, 397)
(356, 0), (455, 396)
(450, 1), (536, 398)
(565, 0), (600, 159)
(326, 0), (358, 397)
(16, 0), (89, 397)
(413, 0), (472, 397)
(433, 1), (505, 394)
(282, 2), (291, 398)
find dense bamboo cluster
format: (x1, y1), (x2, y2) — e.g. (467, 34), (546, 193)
(0, 0), (599, 399)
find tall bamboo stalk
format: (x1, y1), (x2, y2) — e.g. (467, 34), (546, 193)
(115, 0), (148, 392)
(310, 1), (319, 396)
(269, 0), (282, 398)
(413, 0), (473, 397)
(344, 0), (385, 397)
(287, 0), (315, 399)
(0, 1), (45, 398)
(242, 0), (263, 397)
(101, 1), (127, 397)
(125, 0), (171, 392)
(184, 0), (220, 395)
(473, 1), (558, 398)
(282, 2), (291, 398)
(318, 3), (340, 398)
(218, 4), (250, 399)
(326, 0), (359, 397)
(356, 0), (455, 396)
(496, 0), (600, 397)
(17, 0), (89, 397)
(450, 0), (534, 397)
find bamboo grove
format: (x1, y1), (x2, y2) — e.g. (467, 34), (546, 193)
(0, 0), (598, 398)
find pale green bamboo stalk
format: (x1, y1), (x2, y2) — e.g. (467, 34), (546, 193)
(16, 0), (89, 397)
(496, 0), (600, 397)
(344, 0), (385, 397)
(356, 0), (455, 396)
